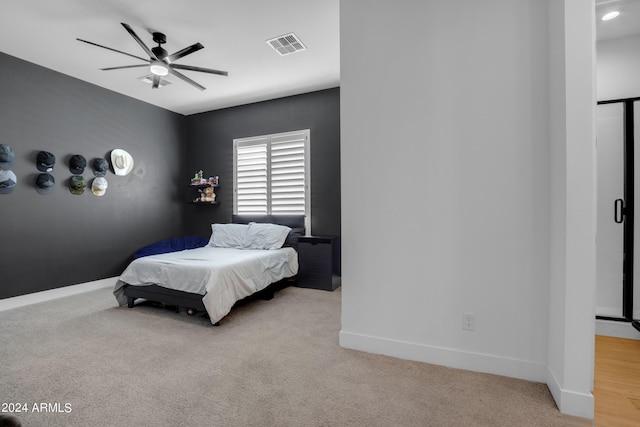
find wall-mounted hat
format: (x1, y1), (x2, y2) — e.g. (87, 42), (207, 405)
(35, 173), (55, 195)
(111, 149), (134, 176)
(0, 169), (16, 194)
(37, 151), (56, 172)
(91, 177), (108, 196)
(69, 154), (87, 175)
(92, 158), (109, 177)
(0, 144), (15, 170)
(69, 175), (86, 195)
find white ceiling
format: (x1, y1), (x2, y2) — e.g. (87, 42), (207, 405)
(0, 0), (340, 116)
(2, 1), (637, 117)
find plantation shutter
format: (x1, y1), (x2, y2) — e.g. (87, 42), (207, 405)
(271, 131), (307, 214)
(234, 130), (310, 218)
(235, 138), (268, 214)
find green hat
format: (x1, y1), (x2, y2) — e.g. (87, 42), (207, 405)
(69, 175), (86, 195)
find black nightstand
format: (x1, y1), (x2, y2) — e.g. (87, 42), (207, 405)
(296, 236), (341, 291)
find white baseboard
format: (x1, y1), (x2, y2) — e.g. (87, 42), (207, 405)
(0, 277), (117, 312)
(339, 330), (594, 420)
(546, 367), (594, 420)
(595, 319), (640, 340)
(339, 330), (548, 383)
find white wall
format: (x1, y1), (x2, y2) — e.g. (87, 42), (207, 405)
(598, 34), (640, 100)
(340, 0), (595, 420)
(341, 0), (550, 382)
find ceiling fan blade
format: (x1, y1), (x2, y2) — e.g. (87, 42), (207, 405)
(100, 64), (149, 71)
(77, 38), (149, 62)
(121, 23), (157, 60)
(167, 43), (204, 63)
(168, 68), (206, 91)
(152, 74), (161, 89)
(171, 64), (228, 77)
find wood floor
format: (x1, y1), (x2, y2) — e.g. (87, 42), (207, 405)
(594, 335), (640, 426)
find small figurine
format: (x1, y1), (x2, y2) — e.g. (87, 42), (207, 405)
(194, 186), (216, 203)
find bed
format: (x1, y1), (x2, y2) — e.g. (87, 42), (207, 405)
(113, 215), (305, 325)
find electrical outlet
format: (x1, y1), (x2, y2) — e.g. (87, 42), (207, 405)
(463, 313), (476, 331)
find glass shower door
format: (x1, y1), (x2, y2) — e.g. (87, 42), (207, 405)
(596, 102), (625, 318)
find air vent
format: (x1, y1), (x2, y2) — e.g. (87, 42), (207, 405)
(138, 75), (171, 87)
(266, 33), (307, 56)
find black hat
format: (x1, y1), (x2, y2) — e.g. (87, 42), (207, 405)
(35, 173), (55, 195)
(0, 144), (14, 170)
(92, 158), (109, 177)
(37, 151), (56, 172)
(69, 154), (87, 175)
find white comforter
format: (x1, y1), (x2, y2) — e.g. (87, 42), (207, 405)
(113, 246), (298, 324)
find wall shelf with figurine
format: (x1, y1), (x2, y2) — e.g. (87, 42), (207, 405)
(189, 171), (219, 205)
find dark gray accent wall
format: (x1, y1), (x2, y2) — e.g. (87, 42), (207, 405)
(0, 52), (186, 299)
(184, 88), (341, 237)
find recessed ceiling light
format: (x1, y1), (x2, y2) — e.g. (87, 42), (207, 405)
(602, 11), (620, 21)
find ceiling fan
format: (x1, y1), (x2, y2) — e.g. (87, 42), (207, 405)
(77, 23), (228, 90)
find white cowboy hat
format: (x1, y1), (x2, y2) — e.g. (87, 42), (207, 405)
(111, 149), (134, 176)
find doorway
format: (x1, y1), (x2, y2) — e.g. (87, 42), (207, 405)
(596, 98), (639, 324)
(595, 0), (640, 331)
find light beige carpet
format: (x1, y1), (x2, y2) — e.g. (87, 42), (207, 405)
(0, 285), (589, 426)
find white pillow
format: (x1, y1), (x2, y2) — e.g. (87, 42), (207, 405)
(208, 223), (250, 248)
(243, 222), (292, 250)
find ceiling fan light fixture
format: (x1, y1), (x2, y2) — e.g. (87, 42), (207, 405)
(150, 60), (169, 76)
(79, 23), (227, 91)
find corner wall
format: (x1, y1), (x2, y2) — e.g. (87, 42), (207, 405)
(184, 88), (341, 237)
(0, 52), (186, 299)
(546, 0), (596, 419)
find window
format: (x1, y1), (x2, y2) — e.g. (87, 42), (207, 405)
(233, 130), (310, 229)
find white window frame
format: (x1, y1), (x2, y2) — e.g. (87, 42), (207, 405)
(233, 129), (311, 232)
